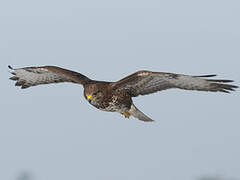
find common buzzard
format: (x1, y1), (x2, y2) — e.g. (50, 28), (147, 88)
(8, 65), (238, 122)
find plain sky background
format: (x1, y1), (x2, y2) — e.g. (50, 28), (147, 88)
(0, 0), (239, 180)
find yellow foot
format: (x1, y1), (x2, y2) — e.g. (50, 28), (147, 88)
(121, 112), (131, 118)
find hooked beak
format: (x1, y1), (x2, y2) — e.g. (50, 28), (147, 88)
(87, 95), (93, 102)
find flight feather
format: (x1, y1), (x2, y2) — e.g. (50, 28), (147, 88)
(8, 65), (91, 89)
(111, 71), (238, 96)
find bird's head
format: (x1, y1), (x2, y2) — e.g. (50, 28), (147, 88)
(85, 90), (103, 104)
(84, 83), (105, 105)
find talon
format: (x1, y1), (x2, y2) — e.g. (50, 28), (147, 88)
(121, 112), (131, 118)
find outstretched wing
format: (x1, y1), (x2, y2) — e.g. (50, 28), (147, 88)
(111, 70), (238, 97)
(8, 65), (92, 89)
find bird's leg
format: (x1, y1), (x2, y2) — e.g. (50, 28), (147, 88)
(121, 112), (131, 118)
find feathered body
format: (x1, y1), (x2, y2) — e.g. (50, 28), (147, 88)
(83, 82), (132, 112)
(8, 65), (238, 122)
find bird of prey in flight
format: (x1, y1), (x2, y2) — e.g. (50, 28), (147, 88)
(8, 65), (238, 122)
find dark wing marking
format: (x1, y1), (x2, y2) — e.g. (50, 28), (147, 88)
(8, 65), (92, 89)
(111, 70), (238, 97)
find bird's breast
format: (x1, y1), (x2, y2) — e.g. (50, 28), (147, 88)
(89, 93), (132, 113)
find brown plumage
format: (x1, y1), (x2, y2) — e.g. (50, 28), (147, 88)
(8, 65), (238, 122)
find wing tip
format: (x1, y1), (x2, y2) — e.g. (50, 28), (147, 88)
(207, 79), (234, 83)
(9, 76), (19, 81)
(196, 74), (238, 93)
(194, 74), (217, 78)
(13, 80), (30, 89)
(211, 82), (238, 93)
(8, 65), (28, 89)
(8, 65), (13, 70)
(8, 65), (17, 75)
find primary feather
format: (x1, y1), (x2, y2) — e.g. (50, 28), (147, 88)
(111, 70), (238, 96)
(8, 65), (91, 89)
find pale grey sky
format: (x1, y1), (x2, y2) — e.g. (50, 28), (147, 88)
(0, 0), (239, 180)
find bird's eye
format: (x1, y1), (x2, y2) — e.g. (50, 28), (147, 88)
(92, 91), (100, 96)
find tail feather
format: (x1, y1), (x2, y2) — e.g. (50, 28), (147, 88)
(129, 104), (154, 122)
